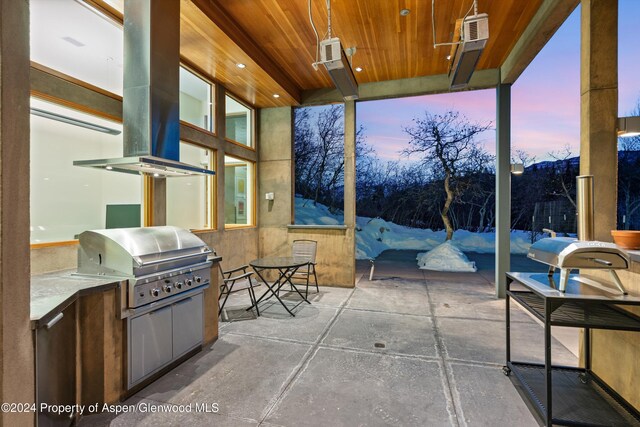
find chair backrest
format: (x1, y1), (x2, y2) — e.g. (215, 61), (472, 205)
(292, 239), (317, 263)
(213, 250), (225, 278)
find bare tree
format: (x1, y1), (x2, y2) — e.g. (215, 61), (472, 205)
(402, 111), (492, 240)
(547, 144), (577, 208)
(294, 105), (370, 215)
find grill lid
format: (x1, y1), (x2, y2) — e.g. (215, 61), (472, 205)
(77, 226), (212, 277)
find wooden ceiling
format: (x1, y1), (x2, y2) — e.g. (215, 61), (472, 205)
(95, 0), (544, 108)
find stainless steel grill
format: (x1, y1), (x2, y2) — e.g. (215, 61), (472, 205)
(77, 226), (212, 308)
(77, 226), (213, 389)
(527, 237), (629, 293)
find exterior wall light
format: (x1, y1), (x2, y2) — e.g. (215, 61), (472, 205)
(510, 163), (524, 175)
(617, 116), (640, 137)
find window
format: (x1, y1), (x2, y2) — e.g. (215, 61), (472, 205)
(224, 156), (254, 226)
(294, 105), (345, 225)
(180, 67), (214, 132)
(30, 98), (142, 243)
(31, 0), (124, 95)
(166, 142), (215, 230)
(225, 95), (253, 147)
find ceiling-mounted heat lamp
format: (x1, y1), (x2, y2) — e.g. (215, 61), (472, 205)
(309, 0), (359, 100)
(432, 0), (489, 90)
(617, 116), (640, 137)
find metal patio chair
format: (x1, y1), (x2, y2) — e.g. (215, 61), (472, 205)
(291, 239), (319, 298)
(216, 252), (261, 319)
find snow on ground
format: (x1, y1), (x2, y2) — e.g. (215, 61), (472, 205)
(295, 196), (534, 260)
(295, 197), (344, 225)
(417, 241), (477, 272)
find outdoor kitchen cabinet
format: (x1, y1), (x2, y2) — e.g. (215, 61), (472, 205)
(128, 291), (205, 388)
(35, 302), (77, 427)
(504, 272), (640, 426)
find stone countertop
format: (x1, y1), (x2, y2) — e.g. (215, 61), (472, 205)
(629, 250), (640, 263)
(31, 270), (123, 330)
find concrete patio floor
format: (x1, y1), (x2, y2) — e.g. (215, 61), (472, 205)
(79, 258), (578, 426)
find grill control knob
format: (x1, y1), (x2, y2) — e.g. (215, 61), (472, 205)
(186, 279), (193, 287)
(175, 281), (183, 290)
(195, 276), (202, 283)
(163, 285), (173, 293)
(150, 289), (160, 297)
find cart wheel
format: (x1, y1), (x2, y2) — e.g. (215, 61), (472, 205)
(578, 372), (589, 384)
(502, 366), (511, 376)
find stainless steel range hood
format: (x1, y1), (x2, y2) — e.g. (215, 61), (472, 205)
(74, 0), (214, 177)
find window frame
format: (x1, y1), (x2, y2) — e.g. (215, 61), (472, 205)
(224, 93), (256, 150)
(179, 64), (217, 135)
(166, 140), (217, 232)
(223, 154), (256, 228)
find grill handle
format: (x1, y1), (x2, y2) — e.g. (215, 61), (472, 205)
(136, 250), (211, 266)
(592, 258), (613, 267)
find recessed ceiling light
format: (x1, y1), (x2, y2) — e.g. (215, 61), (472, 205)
(355, 67), (363, 72)
(153, 173), (160, 177)
(273, 94), (280, 98)
(236, 63), (246, 69)
(400, 8), (411, 16)
(105, 166), (113, 170)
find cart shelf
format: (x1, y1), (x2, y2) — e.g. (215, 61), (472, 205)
(509, 290), (640, 331)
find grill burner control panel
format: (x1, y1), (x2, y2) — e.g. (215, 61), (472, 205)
(131, 267), (210, 307)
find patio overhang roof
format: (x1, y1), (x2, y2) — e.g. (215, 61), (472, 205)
(90, 0), (579, 107)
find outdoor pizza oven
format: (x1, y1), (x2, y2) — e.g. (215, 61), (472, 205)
(527, 237), (629, 293)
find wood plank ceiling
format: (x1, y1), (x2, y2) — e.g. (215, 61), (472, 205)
(98, 0), (543, 108)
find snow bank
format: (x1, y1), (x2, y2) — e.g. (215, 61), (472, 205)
(355, 216), (533, 259)
(294, 196), (534, 260)
(417, 241), (477, 272)
(295, 197), (343, 225)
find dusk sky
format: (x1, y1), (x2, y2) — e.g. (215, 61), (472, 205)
(357, 1), (640, 162)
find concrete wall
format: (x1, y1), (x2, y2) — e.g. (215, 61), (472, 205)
(257, 107), (356, 287)
(588, 265), (640, 409)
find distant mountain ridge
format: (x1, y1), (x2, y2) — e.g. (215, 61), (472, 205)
(526, 150), (640, 170)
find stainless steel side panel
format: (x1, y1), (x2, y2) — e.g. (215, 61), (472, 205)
(172, 293), (204, 358)
(129, 305), (173, 386)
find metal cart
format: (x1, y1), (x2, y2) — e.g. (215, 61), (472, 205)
(504, 272), (640, 426)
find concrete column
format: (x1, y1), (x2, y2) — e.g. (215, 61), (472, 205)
(495, 84), (512, 298)
(580, 0), (618, 241)
(257, 107), (294, 257)
(344, 101), (356, 228)
(151, 178), (167, 226)
(344, 101), (356, 285)
(0, 0), (36, 425)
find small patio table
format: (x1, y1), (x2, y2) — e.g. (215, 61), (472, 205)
(248, 256), (312, 316)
